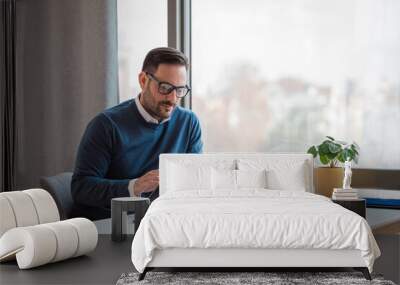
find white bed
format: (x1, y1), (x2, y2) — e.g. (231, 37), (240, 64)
(131, 153), (380, 280)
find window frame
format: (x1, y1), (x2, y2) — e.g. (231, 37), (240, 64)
(168, 0), (192, 109)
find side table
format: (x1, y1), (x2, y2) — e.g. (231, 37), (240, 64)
(332, 198), (366, 218)
(111, 197), (150, 242)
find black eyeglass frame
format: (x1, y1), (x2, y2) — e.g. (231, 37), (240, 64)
(145, 72), (191, 98)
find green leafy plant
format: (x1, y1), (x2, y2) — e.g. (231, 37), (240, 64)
(307, 136), (360, 167)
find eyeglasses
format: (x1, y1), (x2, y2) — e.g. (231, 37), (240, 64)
(146, 72), (191, 98)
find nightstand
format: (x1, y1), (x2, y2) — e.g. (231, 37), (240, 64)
(111, 197), (150, 242)
(332, 198), (366, 218)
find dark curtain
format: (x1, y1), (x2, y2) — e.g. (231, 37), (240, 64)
(13, 0), (119, 190)
(1, 0), (17, 192)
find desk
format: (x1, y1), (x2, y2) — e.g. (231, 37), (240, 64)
(0, 235), (133, 285)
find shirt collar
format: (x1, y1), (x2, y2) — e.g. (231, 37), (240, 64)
(135, 94), (170, 124)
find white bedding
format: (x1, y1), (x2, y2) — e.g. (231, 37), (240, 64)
(131, 190), (380, 273)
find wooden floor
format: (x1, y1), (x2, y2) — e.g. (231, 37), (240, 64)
(0, 235), (134, 285)
(1, 234), (398, 284)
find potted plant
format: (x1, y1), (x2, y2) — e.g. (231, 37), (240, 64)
(307, 136), (360, 197)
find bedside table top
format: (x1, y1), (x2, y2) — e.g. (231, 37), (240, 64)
(112, 197), (149, 202)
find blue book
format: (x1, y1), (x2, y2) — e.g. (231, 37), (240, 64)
(366, 198), (400, 208)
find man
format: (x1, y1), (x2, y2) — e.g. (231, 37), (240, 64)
(71, 47), (203, 219)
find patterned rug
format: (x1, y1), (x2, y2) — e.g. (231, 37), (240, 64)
(116, 271), (396, 285)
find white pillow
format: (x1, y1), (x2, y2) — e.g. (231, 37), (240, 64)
(167, 163), (212, 192)
(266, 162), (307, 191)
(211, 168), (268, 190)
(238, 159), (307, 191)
(212, 168), (237, 190)
(236, 169), (267, 189)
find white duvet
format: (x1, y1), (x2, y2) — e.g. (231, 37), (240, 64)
(131, 190), (380, 273)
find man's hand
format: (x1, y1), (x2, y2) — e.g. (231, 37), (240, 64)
(134, 170), (159, 196)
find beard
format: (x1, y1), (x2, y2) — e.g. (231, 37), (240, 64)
(142, 88), (176, 120)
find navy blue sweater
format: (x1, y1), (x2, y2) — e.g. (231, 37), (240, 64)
(71, 99), (203, 218)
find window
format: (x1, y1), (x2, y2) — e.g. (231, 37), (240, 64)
(117, 0), (168, 102)
(192, 0), (400, 169)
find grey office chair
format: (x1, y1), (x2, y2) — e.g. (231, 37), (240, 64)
(40, 172), (111, 220)
(40, 172), (74, 220)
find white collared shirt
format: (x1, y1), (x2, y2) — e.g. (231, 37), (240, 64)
(134, 94), (170, 124)
(128, 94), (170, 197)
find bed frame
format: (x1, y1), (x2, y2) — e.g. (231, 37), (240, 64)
(139, 248), (371, 280)
(138, 153), (372, 281)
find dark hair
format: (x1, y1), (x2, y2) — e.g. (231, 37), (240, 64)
(142, 47), (189, 73)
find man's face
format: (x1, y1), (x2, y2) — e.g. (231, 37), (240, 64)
(139, 64), (187, 121)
